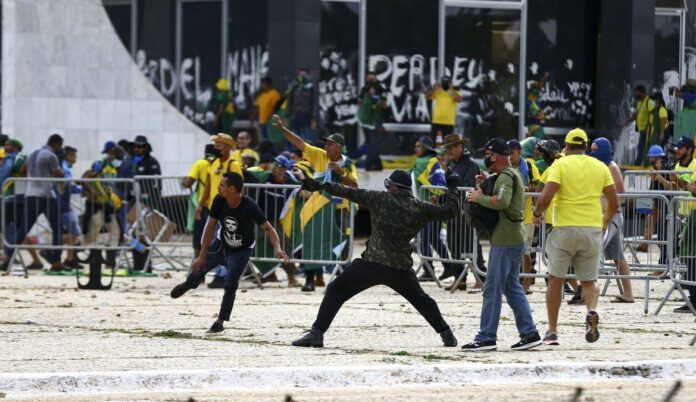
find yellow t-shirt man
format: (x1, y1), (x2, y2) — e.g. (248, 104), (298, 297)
(206, 156), (243, 209)
(303, 144), (358, 209)
(636, 96), (655, 132)
(187, 159), (211, 206)
(545, 154), (614, 227)
(255, 89), (282, 124)
(430, 88), (461, 126)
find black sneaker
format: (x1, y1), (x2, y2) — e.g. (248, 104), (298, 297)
(170, 282), (191, 299)
(673, 304), (695, 314)
(207, 275), (225, 289)
(511, 332), (542, 351)
(301, 283), (315, 292)
(563, 283), (575, 294)
(461, 340), (497, 351)
(292, 327), (324, 347)
(440, 329), (457, 347)
(543, 331), (559, 346)
(585, 311), (600, 343)
(206, 320), (224, 334)
(417, 271), (436, 282)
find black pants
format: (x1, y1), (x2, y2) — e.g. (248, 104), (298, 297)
(312, 258), (450, 333)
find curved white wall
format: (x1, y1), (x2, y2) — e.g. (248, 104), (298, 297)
(1, 0), (210, 175)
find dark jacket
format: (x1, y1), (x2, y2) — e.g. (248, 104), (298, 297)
(287, 80), (315, 118)
(133, 154), (162, 210)
(322, 182), (459, 269)
(448, 151), (479, 188)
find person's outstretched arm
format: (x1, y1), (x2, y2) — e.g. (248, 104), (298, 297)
(271, 114), (305, 151)
(301, 177), (379, 208)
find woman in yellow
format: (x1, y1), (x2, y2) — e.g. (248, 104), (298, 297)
(649, 92), (671, 148)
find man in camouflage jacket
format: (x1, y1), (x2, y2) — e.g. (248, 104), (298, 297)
(292, 169), (460, 348)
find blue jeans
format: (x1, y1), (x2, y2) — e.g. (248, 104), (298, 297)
(291, 115), (314, 143)
(475, 243), (537, 342)
(185, 241), (252, 321)
(363, 126), (382, 169)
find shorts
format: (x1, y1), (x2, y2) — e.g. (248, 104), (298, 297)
(192, 208), (209, 250)
(62, 211), (81, 236)
(523, 223), (535, 256)
(603, 212), (625, 261)
(546, 226), (602, 281)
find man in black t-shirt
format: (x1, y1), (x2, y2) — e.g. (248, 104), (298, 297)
(170, 172), (289, 334)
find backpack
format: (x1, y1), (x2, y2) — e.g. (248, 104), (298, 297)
(463, 170), (522, 240)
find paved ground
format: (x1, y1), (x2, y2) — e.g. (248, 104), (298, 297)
(1, 240), (695, 401)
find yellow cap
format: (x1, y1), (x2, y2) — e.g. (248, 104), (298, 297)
(564, 128), (588, 145)
(241, 149), (259, 162)
(215, 79), (230, 91)
(210, 133), (236, 148)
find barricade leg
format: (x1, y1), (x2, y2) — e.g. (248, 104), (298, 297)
(76, 249), (113, 290)
(655, 282), (677, 315)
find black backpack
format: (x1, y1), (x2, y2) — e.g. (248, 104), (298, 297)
(463, 170), (522, 240)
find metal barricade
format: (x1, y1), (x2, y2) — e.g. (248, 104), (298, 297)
(1, 177), (140, 287)
(133, 175), (193, 271)
(655, 196), (696, 315)
(416, 185), (483, 291)
(623, 170), (693, 192)
(243, 183), (355, 282)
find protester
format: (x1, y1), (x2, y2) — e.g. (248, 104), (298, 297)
(672, 80), (696, 110)
(644, 145), (672, 265)
(675, 167), (696, 313)
(291, 170), (460, 348)
(170, 172), (290, 333)
(411, 136), (451, 282)
(438, 134), (486, 290)
(251, 77), (282, 140)
(650, 92), (671, 147)
(196, 133), (244, 288)
(183, 144), (219, 262)
(589, 138), (634, 303)
(286, 68), (316, 142)
(427, 76), (462, 146)
(533, 128), (618, 345)
(356, 71), (388, 171)
(232, 131), (259, 163)
(624, 85), (655, 166)
(211, 78), (235, 135)
(59, 146), (82, 269)
(461, 139), (541, 351)
(131, 135), (162, 273)
(82, 142), (125, 269)
(525, 72), (549, 139)
(272, 114), (357, 291)
(669, 136), (696, 191)
(534, 139), (560, 174)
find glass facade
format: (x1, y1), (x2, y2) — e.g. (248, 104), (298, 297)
(654, 14), (681, 97)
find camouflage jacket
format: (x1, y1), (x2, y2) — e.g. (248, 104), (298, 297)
(322, 183), (460, 269)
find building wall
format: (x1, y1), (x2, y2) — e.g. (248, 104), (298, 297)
(1, 0), (210, 175)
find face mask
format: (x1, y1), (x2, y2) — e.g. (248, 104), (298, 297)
(484, 156), (494, 169)
(442, 83), (450, 90)
(590, 138), (613, 165)
(133, 155), (144, 164)
(111, 159), (122, 168)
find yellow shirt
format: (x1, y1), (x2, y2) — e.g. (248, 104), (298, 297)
(430, 88), (460, 126)
(255, 89), (282, 124)
(636, 97), (655, 131)
(207, 157), (243, 209)
(523, 158), (540, 224)
(304, 144), (358, 209)
(187, 159), (211, 205)
(231, 148), (260, 165)
(545, 155), (614, 227)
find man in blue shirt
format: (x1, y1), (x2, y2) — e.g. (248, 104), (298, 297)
(59, 146), (82, 269)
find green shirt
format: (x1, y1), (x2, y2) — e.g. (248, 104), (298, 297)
(476, 167), (524, 246)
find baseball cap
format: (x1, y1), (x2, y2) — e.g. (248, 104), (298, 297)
(273, 155), (293, 169)
(674, 136), (695, 149)
(484, 138), (511, 156)
(384, 170), (412, 190)
(564, 128), (588, 145)
(323, 133), (345, 148)
(102, 140), (116, 154)
(507, 139), (522, 150)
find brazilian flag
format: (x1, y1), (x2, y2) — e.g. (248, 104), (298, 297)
(300, 191), (344, 269)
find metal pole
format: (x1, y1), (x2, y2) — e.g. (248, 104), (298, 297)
(221, 0), (228, 77)
(438, 0), (445, 79)
(518, 0), (527, 140)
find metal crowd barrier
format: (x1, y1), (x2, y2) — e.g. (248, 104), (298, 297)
(244, 182), (356, 282)
(655, 196), (696, 315)
(623, 170), (693, 192)
(1, 177), (141, 287)
(416, 185), (483, 291)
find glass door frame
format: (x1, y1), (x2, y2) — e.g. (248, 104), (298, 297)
(655, 6), (686, 87)
(441, 0), (527, 140)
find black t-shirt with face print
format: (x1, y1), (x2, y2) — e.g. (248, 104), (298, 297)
(209, 195), (267, 251)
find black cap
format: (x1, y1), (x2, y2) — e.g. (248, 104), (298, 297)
(507, 139), (521, 150)
(675, 136), (695, 149)
(385, 170), (412, 189)
(323, 133), (345, 148)
(484, 138), (511, 156)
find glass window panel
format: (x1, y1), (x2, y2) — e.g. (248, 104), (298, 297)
(136, 0), (177, 105)
(226, 0), (269, 120)
(104, 3), (132, 52)
(654, 14), (681, 109)
(319, 1), (360, 149)
(366, 0), (438, 126)
(526, 0), (600, 129)
(180, 1), (222, 128)
(445, 6), (520, 150)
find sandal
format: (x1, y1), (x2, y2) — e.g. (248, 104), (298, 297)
(610, 296), (635, 303)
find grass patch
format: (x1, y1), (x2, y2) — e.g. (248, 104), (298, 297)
(150, 330), (194, 339)
(390, 350), (413, 357)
